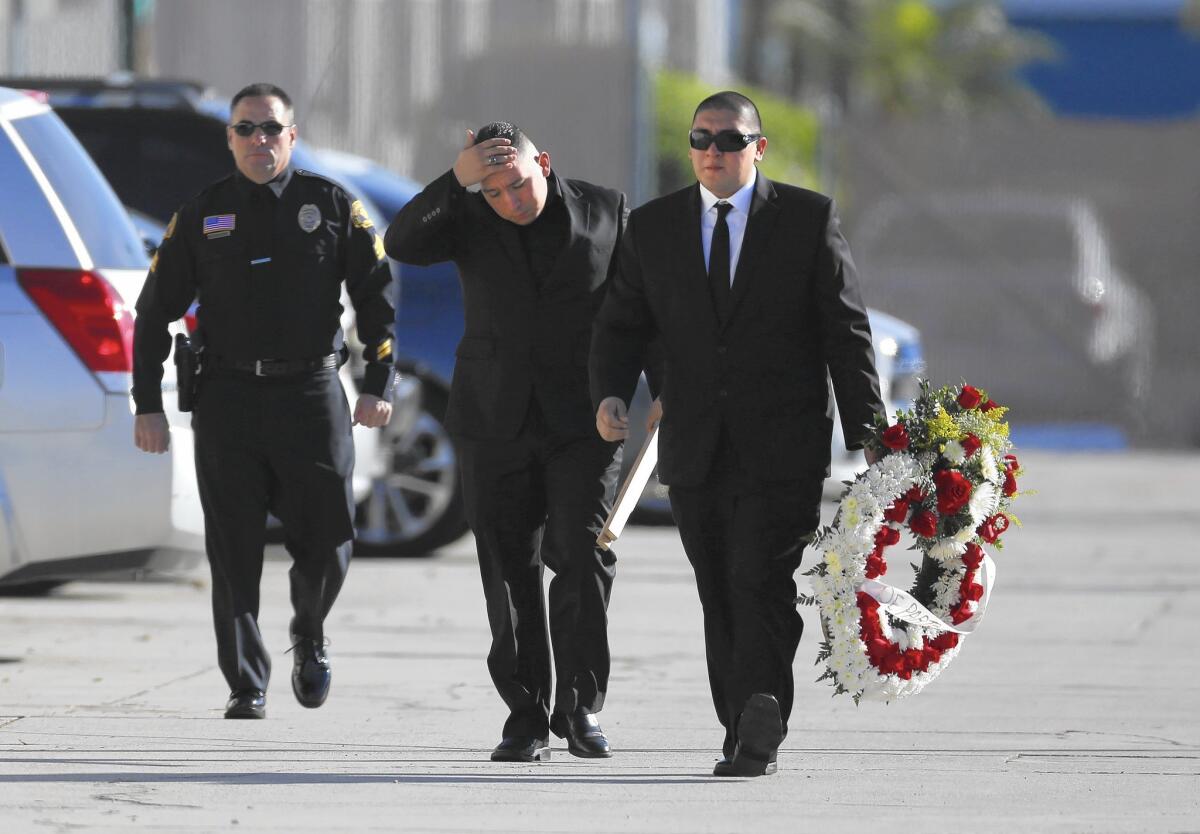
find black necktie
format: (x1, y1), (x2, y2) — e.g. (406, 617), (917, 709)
(709, 201), (733, 319)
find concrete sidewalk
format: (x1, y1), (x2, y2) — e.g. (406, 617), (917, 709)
(1, 451), (1197, 832)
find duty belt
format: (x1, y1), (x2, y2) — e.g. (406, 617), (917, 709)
(212, 353), (339, 377)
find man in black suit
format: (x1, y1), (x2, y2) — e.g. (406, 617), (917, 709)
(385, 123), (628, 763)
(591, 92), (884, 777)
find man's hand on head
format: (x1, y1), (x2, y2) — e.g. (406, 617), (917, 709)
(453, 130), (518, 188)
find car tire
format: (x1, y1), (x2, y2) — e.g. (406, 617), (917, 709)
(354, 384), (468, 557)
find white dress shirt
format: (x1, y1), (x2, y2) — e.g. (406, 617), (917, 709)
(699, 172), (757, 286)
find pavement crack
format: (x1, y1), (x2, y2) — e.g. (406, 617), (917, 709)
(1056, 729), (1190, 748)
(99, 666), (213, 708)
(93, 790), (202, 810)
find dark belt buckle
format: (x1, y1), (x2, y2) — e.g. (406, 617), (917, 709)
(255, 359), (267, 377)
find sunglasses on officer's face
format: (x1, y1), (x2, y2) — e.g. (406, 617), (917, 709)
(229, 120), (292, 138)
(688, 129), (762, 152)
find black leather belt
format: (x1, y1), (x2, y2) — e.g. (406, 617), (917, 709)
(212, 353), (339, 377)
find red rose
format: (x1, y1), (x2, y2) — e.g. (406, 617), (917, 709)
(1003, 470), (1018, 497)
(961, 582), (984, 602)
(910, 510), (938, 538)
(982, 399), (999, 412)
(875, 526), (901, 547)
(934, 469), (973, 516)
(950, 601), (973, 624)
(881, 423), (910, 450)
(924, 647), (943, 664)
(978, 513), (1009, 543)
(962, 543), (984, 570)
(961, 434), (982, 458)
(1004, 454), (1020, 473)
(957, 385), (983, 409)
(883, 499), (910, 523)
(903, 485), (926, 504)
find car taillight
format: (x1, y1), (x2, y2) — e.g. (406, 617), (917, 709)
(17, 268), (134, 373)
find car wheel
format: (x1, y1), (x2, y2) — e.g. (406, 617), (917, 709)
(355, 384), (468, 556)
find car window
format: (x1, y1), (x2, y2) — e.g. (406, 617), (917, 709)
(864, 210), (1075, 266)
(55, 108), (231, 223)
(10, 112), (146, 269)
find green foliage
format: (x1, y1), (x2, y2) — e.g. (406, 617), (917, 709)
(654, 70), (822, 194)
(772, 0), (1054, 117)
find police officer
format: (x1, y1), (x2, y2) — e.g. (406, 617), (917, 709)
(132, 82), (396, 720)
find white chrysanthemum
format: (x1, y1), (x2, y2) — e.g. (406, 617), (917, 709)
(943, 440), (966, 466)
(969, 482), (999, 525)
(930, 539), (968, 562)
(825, 551), (844, 577)
(980, 446), (999, 482)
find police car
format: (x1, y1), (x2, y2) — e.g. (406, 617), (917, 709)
(0, 86), (205, 592)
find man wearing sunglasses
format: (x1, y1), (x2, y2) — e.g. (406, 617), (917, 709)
(132, 82), (397, 720)
(591, 91), (884, 776)
(386, 123), (635, 764)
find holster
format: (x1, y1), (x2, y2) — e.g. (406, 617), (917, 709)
(173, 333), (202, 412)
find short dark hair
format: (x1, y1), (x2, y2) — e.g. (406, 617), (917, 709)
(474, 121), (536, 156)
(693, 91), (763, 134)
(231, 82), (293, 116)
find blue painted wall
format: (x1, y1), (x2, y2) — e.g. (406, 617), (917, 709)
(1002, 0), (1200, 118)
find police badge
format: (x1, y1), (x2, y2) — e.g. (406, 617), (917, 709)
(297, 204), (322, 233)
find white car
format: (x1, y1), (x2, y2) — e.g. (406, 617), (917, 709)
(853, 192), (1153, 426)
(0, 87), (205, 591)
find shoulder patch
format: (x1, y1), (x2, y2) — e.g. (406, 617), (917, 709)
(351, 199), (374, 230)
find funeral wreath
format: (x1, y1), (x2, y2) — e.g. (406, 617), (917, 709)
(801, 382), (1025, 703)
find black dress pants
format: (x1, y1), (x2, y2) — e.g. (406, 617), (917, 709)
(668, 431), (823, 757)
(456, 402), (622, 738)
(192, 367), (356, 693)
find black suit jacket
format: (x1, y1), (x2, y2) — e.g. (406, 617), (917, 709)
(590, 174), (884, 487)
(386, 170), (626, 441)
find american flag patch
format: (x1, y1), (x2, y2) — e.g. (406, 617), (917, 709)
(203, 214), (236, 235)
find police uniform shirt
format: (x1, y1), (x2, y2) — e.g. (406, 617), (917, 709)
(132, 167), (396, 413)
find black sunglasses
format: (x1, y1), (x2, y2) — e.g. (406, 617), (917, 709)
(689, 129), (761, 152)
(229, 120), (293, 138)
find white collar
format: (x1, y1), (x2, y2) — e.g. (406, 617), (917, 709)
(699, 171), (757, 217)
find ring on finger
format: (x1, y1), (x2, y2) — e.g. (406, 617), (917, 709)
(487, 155), (497, 164)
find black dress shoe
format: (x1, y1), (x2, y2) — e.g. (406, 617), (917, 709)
(224, 689), (266, 719)
(289, 634), (331, 708)
(713, 754), (777, 777)
(728, 693), (783, 777)
(550, 708), (612, 758)
(490, 736), (550, 762)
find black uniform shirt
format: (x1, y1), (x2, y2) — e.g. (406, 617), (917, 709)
(132, 167), (396, 413)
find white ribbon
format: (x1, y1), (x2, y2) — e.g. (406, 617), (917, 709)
(858, 553), (996, 635)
